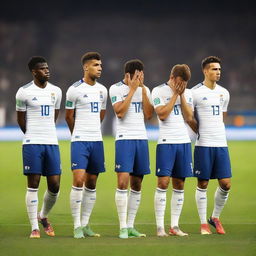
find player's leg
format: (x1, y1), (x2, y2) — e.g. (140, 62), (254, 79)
(194, 146), (213, 234)
(154, 144), (173, 237)
(155, 176), (169, 237)
(81, 141), (105, 237)
(115, 140), (134, 238)
(127, 140), (150, 238)
(70, 142), (88, 238)
(23, 144), (43, 238)
(208, 147), (232, 234)
(169, 177), (188, 236)
(169, 143), (192, 236)
(81, 173), (100, 237)
(27, 174), (41, 238)
(38, 145), (61, 236)
(127, 174), (146, 237)
(116, 172), (129, 238)
(38, 174), (60, 237)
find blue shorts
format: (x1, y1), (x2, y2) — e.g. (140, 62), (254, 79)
(22, 144), (61, 176)
(71, 141), (105, 174)
(194, 146), (232, 180)
(115, 140), (150, 175)
(156, 143), (193, 178)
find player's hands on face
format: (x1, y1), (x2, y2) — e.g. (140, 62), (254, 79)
(173, 79), (186, 95)
(139, 71), (144, 87)
(127, 70), (140, 91)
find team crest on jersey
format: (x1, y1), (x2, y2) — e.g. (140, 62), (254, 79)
(51, 93), (55, 103)
(220, 94), (224, 102)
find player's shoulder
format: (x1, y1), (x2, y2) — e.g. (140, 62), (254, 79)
(109, 81), (124, 92)
(20, 81), (33, 90)
(47, 82), (61, 92)
(216, 84), (229, 94)
(96, 81), (107, 91)
(71, 79), (84, 88)
(152, 82), (167, 92)
(191, 82), (204, 91)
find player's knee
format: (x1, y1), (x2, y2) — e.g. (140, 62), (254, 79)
(85, 180), (96, 190)
(118, 181), (128, 190)
(197, 179), (209, 189)
(131, 183), (141, 191)
(158, 179), (169, 190)
(220, 182), (231, 191)
(48, 183), (60, 194)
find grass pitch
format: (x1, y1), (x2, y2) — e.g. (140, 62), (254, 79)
(0, 138), (255, 256)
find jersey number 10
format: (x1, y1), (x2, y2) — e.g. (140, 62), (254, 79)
(41, 105), (50, 116)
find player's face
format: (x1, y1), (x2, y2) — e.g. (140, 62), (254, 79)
(204, 63), (221, 82)
(32, 62), (50, 82)
(85, 59), (102, 79)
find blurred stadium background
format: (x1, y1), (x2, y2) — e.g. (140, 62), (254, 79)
(0, 0), (255, 139)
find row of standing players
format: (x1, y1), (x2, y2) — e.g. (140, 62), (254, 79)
(15, 53), (232, 239)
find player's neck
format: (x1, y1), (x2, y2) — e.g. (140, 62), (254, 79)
(34, 79), (47, 88)
(83, 76), (96, 86)
(203, 79), (216, 90)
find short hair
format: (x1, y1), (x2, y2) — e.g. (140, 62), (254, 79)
(171, 64), (191, 82)
(81, 52), (101, 65)
(201, 56), (221, 69)
(28, 56), (47, 71)
(124, 59), (144, 74)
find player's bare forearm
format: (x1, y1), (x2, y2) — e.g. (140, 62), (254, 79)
(180, 95), (193, 122)
(100, 110), (106, 122)
(113, 89), (136, 119)
(142, 88), (153, 120)
(155, 94), (178, 121)
(54, 109), (60, 123)
(17, 111), (26, 133)
(65, 109), (75, 134)
(187, 118), (198, 133)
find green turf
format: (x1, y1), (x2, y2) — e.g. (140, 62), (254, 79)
(0, 138), (255, 256)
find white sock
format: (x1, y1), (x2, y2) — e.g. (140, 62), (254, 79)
(70, 186), (83, 229)
(39, 190), (59, 219)
(127, 189), (141, 228)
(154, 188), (167, 229)
(171, 189), (184, 228)
(81, 187), (96, 227)
(212, 187), (229, 218)
(115, 188), (128, 229)
(26, 188), (39, 231)
(195, 187), (207, 224)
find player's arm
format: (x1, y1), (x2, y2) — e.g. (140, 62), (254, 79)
(65, 109), (75, 134)
(141, 86), (153, 120)
(100, 109), (106, 122)
(113, 71), (140, 119)
(187, 117), (198, 133)
(17, 111), (26, 134)
(54, 109), (60, 123)
(223, 112), (228, 123)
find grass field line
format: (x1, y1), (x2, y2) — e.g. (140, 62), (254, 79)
(1, 222), (256, 226)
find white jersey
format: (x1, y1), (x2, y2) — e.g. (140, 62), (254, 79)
(109, 81), (151, 140)
(191, 83), (230, 147)
(66, 79), (107, 142)
(15, 81), (62, 145)
(152, 83), (193, 144)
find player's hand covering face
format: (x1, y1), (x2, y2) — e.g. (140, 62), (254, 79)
(126, 70), (142, 91)
(172, 76), (187, 95)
